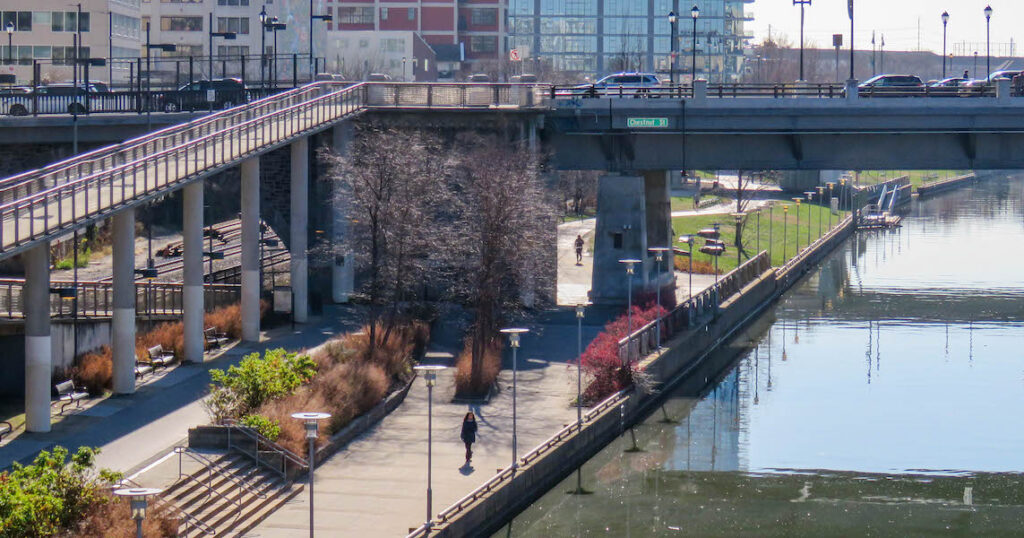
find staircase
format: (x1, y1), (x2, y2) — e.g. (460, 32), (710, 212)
(165, 447), (304, 537)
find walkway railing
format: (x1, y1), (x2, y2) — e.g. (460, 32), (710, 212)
(777, 215), (853, 278)
(548, 82), (1003, 100)
(617, 251), (771, 363)
(0, 278), (239, 319)
(223, 418), (308, 480)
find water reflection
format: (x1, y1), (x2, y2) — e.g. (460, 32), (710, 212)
(500, 178), (1024, 537)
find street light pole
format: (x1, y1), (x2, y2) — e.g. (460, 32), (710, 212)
(113, 487), (162, 538)
(792, 198), (802, 252)
(310, 4), (332, 78)
(209, 13), (237, 83)
(668, 11), (677, 85)
(5, 22), (12, 66)
(413, 365), (446, 531)
(942, 11), (949, 78)
(782, 205), (789, 261)
(984, 5), (992, 79)
(690, 5), (699, 82)
(292, 412), (331, 538)
(648, 247), (669, 348)
(500, 328), (529, 470)
(793, 0), (811, 81)
(259, 7), (267, 89)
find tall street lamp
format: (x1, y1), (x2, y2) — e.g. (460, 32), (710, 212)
(792, 198), (802, 253)
(5, 22), (13, 66)
(113, 487), (162, 538)
(648, 247), (670, 348)
(826, 183), (835, 228)
(793, 0), (812, 81)
(804, 191), (815, 246)
(259, 7), (268, 88)
(618, 258), (641, 337)
(310, 0), (333, 77)
(574, 303), (586, 428)
(679, 235), (694, 301)
(816, 186), (825, 238)
(145, 23), (176, 130)
(500, 327), (529, 470)
(208, 13), (237, 82)
(413, 365), (446, 531)
(941, 11), (950, 78)
(267, 19), (287, 88)
(782, 204), (789, 262)
(690, 5), (699, 82)
(984, 5), (992, 79)
(291, 412), (331, 538)
(668, 11), (677, 84)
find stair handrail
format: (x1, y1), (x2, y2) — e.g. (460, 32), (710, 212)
(222, 418), (308, 479)
(114, 478), (216, 536)
(174, 446), (267, 505)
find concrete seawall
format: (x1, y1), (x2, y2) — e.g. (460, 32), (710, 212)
(425, 216), (857, 538)
(916, 173), (977, 198)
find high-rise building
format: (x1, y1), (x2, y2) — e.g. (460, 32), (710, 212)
(508, 0), (753, 81)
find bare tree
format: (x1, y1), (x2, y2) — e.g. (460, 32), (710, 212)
(557, 170), (598, 217)
(734, 171), (775, 260)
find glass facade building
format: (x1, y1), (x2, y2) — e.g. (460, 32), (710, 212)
(508, 0), (753, 81)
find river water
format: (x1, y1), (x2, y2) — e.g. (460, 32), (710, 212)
(499, 176), (1024, 537)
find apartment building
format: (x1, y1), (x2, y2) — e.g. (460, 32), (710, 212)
(0, 0), (142, 85)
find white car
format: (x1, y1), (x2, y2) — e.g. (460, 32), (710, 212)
(0, 87), (32, 116)
(34, 84), (110, 114)
(575, 72), (662, 97)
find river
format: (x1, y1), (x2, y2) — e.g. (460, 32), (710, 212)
(497, 176), (1024, 537)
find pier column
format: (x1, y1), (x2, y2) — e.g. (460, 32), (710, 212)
(643, 170), (675, 294)
(182, 181), (204, 362)
(241, 157), (260, 342)
(290, 137), (309, 322)
(112, 208), (136, 395)
(331, 125), (354, 303)
(24, 243), (51, 432)
(590, 174), (648, 305)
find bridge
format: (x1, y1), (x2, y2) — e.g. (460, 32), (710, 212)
(5, 78), (1024, 435)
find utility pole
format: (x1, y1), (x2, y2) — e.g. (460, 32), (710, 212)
(793, 0), (811, 81)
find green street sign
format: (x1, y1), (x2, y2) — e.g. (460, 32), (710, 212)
(627, 117), (669, 128)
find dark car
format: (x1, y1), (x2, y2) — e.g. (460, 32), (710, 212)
(859, 74), (925, 88)
(929, 77), (968, 87)
(160, 78), (246, 111)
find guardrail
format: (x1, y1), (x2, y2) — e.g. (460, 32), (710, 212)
(223, 418), (308, 480)
(0, 87), (292, 117)
(0, 278), (239, 319)
(362, 82), (549, 108)
(617, 251), (771, 363)
(174, 446), (265, 515)
(549, 82), (1006, 100)
(777, 215), (853, 277)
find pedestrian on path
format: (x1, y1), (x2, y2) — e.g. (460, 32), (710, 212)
(574, 235), (585, 265)
(461, 412), (478, 463)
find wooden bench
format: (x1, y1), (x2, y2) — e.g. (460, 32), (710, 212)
(135, 357), (154, 379)
(147, 345), (176, 368)
(204, 327), (230, 349)
(0, 421), (12, 443)
(54, 380), (88, 414)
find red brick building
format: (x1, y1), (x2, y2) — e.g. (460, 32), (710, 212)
(328, 0), (505, 77)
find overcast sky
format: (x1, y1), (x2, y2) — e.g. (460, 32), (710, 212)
(748, 1), (1023, 55)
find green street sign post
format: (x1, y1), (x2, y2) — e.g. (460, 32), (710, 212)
(627, 117), (670, 128)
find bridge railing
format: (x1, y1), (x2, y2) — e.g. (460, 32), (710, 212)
(548, 82), (1005, 100)
(617, 251), (771, 363)
(0, 278), (240, 319)
(0, 81), (363, 255)
(363, 82), (550, 108)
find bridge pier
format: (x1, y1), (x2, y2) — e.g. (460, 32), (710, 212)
(24, 243), (51, 433)
(182, 181), (204, 362)
(290, 137), (309, 323)
(241, 157), (261, 342)
(112, 208), (136, 395)
(330, 124), (354, 303)
(590, 171), (674, 305)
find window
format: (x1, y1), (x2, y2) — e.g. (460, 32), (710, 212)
(218, 0), (251, 6)
(1, 11), (33, 31)
(217, 17), (250, 34)
(217, 45), (250, 56)
(32, 12), (51, 27)
(470, 36), (497, 53)
(381, 7), (388, 20)
(162, 0), (205, 3)
(408, 8), (415, 21)
(112, 13), (140, 39)
(50, 11), (63, 31)
(161, 16), (203, 31)
(337, 7), (373, 24)
(381, 38), (405, 52)
(471, 8), (497, 26)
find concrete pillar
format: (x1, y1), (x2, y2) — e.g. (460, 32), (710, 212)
(845, 79), (859, 102)
(997, 78), (1012, 103)
(643, 170), (675, 293)
(692, 79), (707, 104)
(24, 243), (51, 433)
(112, 208), (136, 395)
(331, 125), (354, 303)
(182, 181), (204, 362)
(290, 137), (309, 322)
(589, 174), (648, 305)
(241, 157), (260, 342)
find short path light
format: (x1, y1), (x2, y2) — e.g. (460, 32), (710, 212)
(291, 412), (331, 538)
(499, 327), (529, 469)
(113, 487), (162, 538)
(648, 247), (671, 348)
(413, 364), (446, 531)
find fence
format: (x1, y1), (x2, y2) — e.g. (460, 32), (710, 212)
(549, 82), (1004, 100)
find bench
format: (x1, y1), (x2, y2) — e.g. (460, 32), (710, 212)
(147, 345), (176, 368)
(0, 421), (12, 443)
(54, 380), (88, 414)
(135, 357), (154, 379)
(204, 327), (229, 349)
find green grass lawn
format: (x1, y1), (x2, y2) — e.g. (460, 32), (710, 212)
(673, 203), (849, 273)
(856, 170), (972, 190)
(670, 194), (727, 212)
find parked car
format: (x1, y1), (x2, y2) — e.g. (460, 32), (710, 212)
(367, 73), (392, 81)
(467, 73), (492, 82)
(858, 74), (925, 88)
(575, 72), (662, 97)
(159, 78), (246, 111)
(0, 86), (32, 116)
(929, 77), (968, 87)
(34, 83), (109, 114)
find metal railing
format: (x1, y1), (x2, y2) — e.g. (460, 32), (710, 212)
(549, 82), (1008, 100)
(617, 251), (771, 363)
(223, 418), (308, 480)
(0, 278), (239, 319)
(777, 215), (853, 277)
(0, 88), (291, 117)
(174, 446), (267, 513)
(362, 82), (549, 108)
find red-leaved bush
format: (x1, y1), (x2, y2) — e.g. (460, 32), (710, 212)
(579, 303), (666, 404)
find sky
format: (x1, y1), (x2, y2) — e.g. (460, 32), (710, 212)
(748, 1), (1024, 56)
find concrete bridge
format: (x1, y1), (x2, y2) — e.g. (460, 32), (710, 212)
(6, 79), (1024, 434)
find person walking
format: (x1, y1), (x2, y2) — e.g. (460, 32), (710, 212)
(574, 234), (585, 265)
(461, 412), (478, 463)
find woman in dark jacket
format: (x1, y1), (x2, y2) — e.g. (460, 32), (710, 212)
(461, 412), (478, 463)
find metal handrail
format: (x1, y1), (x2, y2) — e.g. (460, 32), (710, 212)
(115, 478), (216, 536)
(777, 215), (853, 276)
(174, 446), (267, 505)
(223, 418), (307, 480)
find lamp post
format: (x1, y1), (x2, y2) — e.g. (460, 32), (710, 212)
(208, 13), (237, 82)
(973, 51), (978, 79)
(145, 23), (176, 130)
(113, 487), (162, 538)
(984, 5), (992, 79)
(668, 11), (677, 85)
(259, 7), (267, 88)
(618, 259), (641, 336)
(803, 191), (815, 246)
(767, 202), (774, 263)
(5, 22), (13, 66)
(782, 205), (789, 261)
(500, 328), (529, 470)
(690, 5), (699, 82)
(310, 1), (332, 77)
(941, 11), (949, 78)
(839, 177), (847, 212)
(648, 247), (670, 348)
(413, 365), (446, 531)
(267, 19), (287, 88)
(816, 186), (824, 238)
(826, 183), (835, 228)
(680, 235), (694, 301)
(291, 412), (331, 538)
(792, 198), (802, 253)
(575, 304), (586, 429)
(754, 207), (761, 254)
(793, 0), (812, 81)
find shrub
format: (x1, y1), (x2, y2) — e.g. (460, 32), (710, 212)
(454, 336), (501, 398)
(205, 303), (242, 340)
(136, 321), (185, 361)
(76, 347), (112, 395)
(240, 414), (281, 441)
(580, 304), (666, 404)
(208, 348), (317, 418)
(674, 256), (720, 275)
